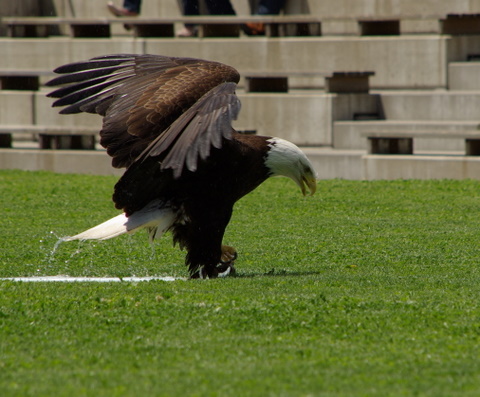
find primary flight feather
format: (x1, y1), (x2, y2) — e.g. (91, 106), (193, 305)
(47, 54), (317, 278)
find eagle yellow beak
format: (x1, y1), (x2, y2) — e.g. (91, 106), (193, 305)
(301, 171), (317, 196)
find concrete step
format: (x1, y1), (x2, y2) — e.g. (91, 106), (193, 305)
(2, 35), (478, 89)
(0, 148), (121, 176)
(334, 120), (480, 151)
(0, 91), (35, 125)
(3, 146), (480, 181)
(8, 88), (480, 150)
(302, 147), (365, 180)
(0, 145), (362, 180)
(306, 147), (480, 180)
(448, 62), (480, 90)
(376, 90), (480, 120)
(0, 89), (379, 148)
(6, 87), (480, 151)
(362, 154), (480, 180)
(34, 90), (336, 146)
(235, 91), (378, 146)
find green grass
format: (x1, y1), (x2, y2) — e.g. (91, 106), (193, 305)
(1, 170), (480, 396)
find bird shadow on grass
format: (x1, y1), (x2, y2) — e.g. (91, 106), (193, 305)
(233, 268), (324, 279)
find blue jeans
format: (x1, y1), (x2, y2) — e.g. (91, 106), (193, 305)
(123, 0), (142, 14)
(257, 0), (286, 15)
(182, 0), (236, 16)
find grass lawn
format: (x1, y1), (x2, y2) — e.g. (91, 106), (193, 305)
(1, 169), (480, 396)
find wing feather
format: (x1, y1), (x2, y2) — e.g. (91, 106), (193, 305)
(46, 54), (241, 170)
(138, 82), (240, 178)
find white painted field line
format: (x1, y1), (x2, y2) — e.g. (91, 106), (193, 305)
(0, 276), (182, 283)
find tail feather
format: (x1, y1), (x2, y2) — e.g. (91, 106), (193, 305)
(62, 200), (176, 242)
(62, 213), (129, 241)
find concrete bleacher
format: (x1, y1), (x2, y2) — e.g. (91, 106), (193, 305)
(2, 0), (480, 180)
(2, 35), (478, 89)
(448, 62), (480, 90)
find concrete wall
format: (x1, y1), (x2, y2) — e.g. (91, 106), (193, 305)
(0, 149), (121, 175)
(34, 90), (334, 146)
(379, 91), (480, 121)
(333, 90), (480, 152)
(446, 36), (480, 62)
(362, 155), (480, 180)
(0, 36), (454, 89)
(236, 92), (377, 145)
(0, 0), (49, 17)
(146, 34), (478, 89)
(0, 38), (144, 72)
(143, 36), (451, 90)
(333, 120), (480, 152)
(0, 90), (378, 148)
(236, 93), (331, 144)
(0, 0), (56, 35)
(308, 150), (480, 181)
(449, 62), (480, 90)
(5, 147), (480, 181)
(303, 147), (365, 180)
(0, 91), (35, 124)
(35, 92), (102, 129)
(41, 91), (380, 147)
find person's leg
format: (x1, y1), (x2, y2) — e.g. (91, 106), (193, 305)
(123, 0), (142, 14)
(107, 0), (139, 16)
(178, 0), (199, 37)
(204, 0), (236, 15)
(182, 0), (200, 16)
(257, 0), (286, 15)
(244, 0), (286, 35)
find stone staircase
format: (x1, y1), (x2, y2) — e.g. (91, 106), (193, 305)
(2, 0), (480, 179)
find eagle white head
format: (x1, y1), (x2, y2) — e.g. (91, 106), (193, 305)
(265, 137), (317, 196)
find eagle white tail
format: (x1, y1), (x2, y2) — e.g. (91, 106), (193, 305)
(62, 200), (176, 242)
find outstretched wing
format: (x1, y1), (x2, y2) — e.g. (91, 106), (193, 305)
(46, 54), (241, 174)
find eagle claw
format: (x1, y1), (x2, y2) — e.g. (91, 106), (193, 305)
(191, 263), (236, 279)
(191, 245), (237, 279)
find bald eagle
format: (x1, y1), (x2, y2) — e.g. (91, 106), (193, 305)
(47, 54), (317, 278)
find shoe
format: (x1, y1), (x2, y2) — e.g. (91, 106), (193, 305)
(243, 22), (265, 35)
(177, 26), (198, 37)
(107, 2), (138, 17)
